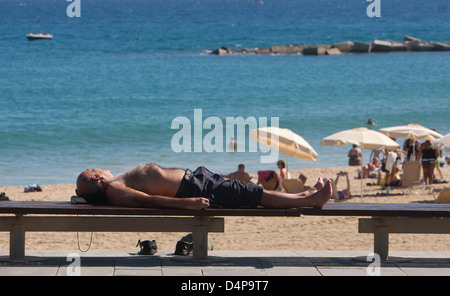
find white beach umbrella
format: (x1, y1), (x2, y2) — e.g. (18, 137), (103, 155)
(434, 133), (450, 152)
(321, 127), (400, 199)
(378, 123), (443, 142)
(250, 127), (318, 169)
(321, 127), (400, 151)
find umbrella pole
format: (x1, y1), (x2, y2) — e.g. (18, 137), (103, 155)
(360, 150), (364, 200)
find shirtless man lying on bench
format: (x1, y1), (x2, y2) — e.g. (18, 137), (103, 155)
(76, 164), (331, 210)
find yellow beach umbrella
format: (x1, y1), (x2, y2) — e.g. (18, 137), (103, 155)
(250, 127), (318, 166)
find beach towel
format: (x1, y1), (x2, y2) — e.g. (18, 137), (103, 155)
(257, 170), (280, 191)
(257, 170), (280, 183)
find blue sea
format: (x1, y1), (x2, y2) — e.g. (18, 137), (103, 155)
(1, 0), (449, 186)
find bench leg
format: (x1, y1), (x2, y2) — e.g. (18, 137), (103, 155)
(193, 217), (209, 260)
(374, 226), (389, 261)
(359, 218), (390, 262)
(10, 225), (25, 261)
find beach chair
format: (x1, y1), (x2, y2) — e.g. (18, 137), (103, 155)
(257, 170), (279, 191)
(400, 160), (431, 194)
(281, 179), (306, 193)
(401, 161), (421, 187)
(434, 187), (450, 204)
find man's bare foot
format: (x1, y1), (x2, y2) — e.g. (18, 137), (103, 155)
(313, 177), (324, 191)
(303, 177), (323, 195)
(305, 179), (332, 209)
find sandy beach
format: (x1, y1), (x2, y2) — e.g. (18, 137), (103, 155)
(1, 165), (449, 254)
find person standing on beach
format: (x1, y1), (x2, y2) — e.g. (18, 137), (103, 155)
(75, 163), (331, 210)
(417, 140), (440, 185)
(348, 145), (362, 166)
(228, 136), (237, 151)
(403, 138), (420, 161)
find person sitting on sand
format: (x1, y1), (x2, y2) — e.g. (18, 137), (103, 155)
(331, 171), (351, 201)
(372, 157), (381, 168)
(277, 160), (290, 181)
(298, 173), (312, 191)
(298, 173), (307, 184)
(75, 163), (331, 210)
(358, 162), (376, 179)
(221, 164), (251, 183)
(379, 165), (402, 187)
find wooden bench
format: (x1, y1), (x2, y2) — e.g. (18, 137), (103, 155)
(0, 201), (300, 261)
(2, 201), (450, 262)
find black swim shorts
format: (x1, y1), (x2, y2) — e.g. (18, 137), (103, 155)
(175, 166), (263, 209)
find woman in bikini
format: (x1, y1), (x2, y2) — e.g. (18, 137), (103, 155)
(417, 140), (440, 185)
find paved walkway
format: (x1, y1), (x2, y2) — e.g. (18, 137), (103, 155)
(1, 250), (450, 276)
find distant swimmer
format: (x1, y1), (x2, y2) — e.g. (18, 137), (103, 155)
(229, 136), (237, 151)
(366, 118), (375, 125)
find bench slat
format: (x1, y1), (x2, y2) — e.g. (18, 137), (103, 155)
(359, 217), (450, 234)
(300, 202), (450, 217)
(0, 216), (225, 232)
(3, 201), (450, 218)
(0, 201), (301, 217)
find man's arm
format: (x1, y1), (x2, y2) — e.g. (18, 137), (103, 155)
(106, 182), (209, 210)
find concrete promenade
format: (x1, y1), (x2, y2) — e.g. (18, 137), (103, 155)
(1, 250), (450, 276)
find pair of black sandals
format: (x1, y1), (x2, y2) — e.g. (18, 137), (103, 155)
(136, 236), (193, 256)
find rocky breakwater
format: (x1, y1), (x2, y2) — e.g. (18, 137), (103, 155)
(211, 36), (450, 56)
